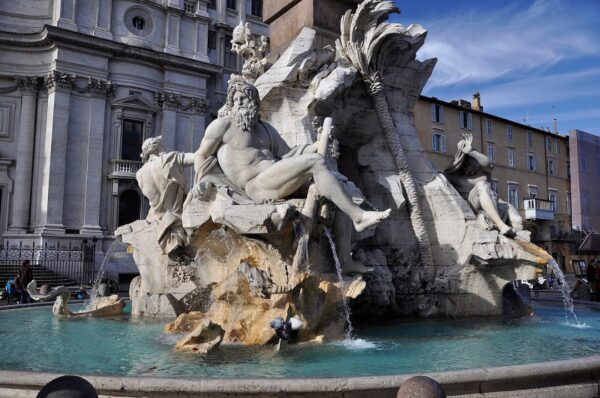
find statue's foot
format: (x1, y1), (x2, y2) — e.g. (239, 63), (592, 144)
(343, 259), (374, 275)
(499, 225), (516, 238)
(354, 209), (391, 232)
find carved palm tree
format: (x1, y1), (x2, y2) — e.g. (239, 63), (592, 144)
(336, 0), (433, 267)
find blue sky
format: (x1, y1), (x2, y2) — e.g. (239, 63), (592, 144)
(388, 0), (600, 135)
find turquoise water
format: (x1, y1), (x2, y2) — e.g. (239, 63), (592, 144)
(0, 303), (599, 378)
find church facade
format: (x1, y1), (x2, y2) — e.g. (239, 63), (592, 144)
(0, 0), (266, 273)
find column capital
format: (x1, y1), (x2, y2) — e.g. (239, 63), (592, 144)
(155, 91), (181, 110)
(87, 78), (115, 98)
(181, 96), (209, 114)
(44, 72), (115, 97)
(45, 71), (76, 93)
(15, 76), (42, 95)
(0, 76), (42, 95)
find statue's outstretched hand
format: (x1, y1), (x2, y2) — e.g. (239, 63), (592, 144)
(461, 133), (473, 154)
(189, 182), (206, 199)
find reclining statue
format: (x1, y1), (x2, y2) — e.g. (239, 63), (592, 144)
(189, 75), (391, 234)
(444, 133), (523, 237)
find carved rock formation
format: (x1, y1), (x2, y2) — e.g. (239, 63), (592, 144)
(174, 320), (225, 353)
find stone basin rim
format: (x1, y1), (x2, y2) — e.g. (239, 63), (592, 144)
(0, 355), (599, 396)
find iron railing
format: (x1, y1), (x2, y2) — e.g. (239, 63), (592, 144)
(0, 240), (95, 286)
(524, 198), (555, 221)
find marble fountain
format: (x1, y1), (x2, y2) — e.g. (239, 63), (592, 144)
(1, 1), (599, 396)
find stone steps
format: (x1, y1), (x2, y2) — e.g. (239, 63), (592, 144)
(0, 267), (77, 287)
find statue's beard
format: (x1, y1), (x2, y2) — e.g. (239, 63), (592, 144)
(233, 103), (258, 133)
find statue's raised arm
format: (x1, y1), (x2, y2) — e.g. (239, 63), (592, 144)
(444, 133), (523, 238)
(189, 75), (391, 232)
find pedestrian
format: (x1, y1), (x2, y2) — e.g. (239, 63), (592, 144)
(18, 260), (33, 304)
(587, 260), (599, 301)
(5, 275), (17, 304)
(548, 273), (554, 289)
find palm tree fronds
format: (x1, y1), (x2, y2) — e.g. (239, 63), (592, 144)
(337, 0), (417, 79)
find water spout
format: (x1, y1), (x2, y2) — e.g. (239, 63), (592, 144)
(547, 258), (583, 326)
(323, 226), (354, 340)
(85, 236), (124, 309)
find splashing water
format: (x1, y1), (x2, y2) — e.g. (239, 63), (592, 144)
(85, 237), (123, 308)
(293, 221), (309, 264)
(323, 226), (354, 340)
(547, 258), (584, 327)
(335, 338), (377, 350)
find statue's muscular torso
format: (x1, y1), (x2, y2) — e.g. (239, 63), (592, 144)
(198, 117), (288, 189)
(449, 156), (491, 199)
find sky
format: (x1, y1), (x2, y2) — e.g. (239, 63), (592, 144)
(388, 0), (600, 136)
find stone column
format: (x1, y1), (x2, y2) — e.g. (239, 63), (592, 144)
(157, 92), (179, 151)
(55, 0), (78, 31)
(36, 72), (75, 235)
(8, 77), (40, 233)
(95, 0), (113, 40)
(190, 101), (207, 187)
(238, 0), (246, 24)
(81, 82), (109, 236)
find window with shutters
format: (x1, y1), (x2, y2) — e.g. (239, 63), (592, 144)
(431, 103), (444, 123)
(527, 152), (536, 171)
(508, 184), (520, 209)
(432, 132), (446, 153)
(508, 149), (515, 167)
(487, 143), (495, 162)
(459, 110), (472, 130)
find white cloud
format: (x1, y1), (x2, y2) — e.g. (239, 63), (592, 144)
(528, 108), (600, 125)
(480, 67), (600, 109)
(417, 0), (600, 89)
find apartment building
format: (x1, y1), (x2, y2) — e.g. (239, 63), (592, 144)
(0, 0), (266, 275)
(568, 129), (600, 265)
(570, 129), (600, 232)
(414, 94), (573, 270)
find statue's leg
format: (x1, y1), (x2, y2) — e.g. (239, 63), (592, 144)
(333, 212), (373, 274)
(498, 199), (523, 231)
(245, 154), (390, 232)
(471, 181), (515, 237)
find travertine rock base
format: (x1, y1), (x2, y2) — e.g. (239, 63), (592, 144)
(166, 272), (365, 345)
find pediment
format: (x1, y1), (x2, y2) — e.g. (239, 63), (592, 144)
(112, 93), (155, 111)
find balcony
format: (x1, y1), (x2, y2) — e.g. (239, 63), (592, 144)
(524, 199), (554, 221)
(109, 159), (142, 179)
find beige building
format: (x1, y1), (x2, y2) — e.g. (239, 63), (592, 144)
(414, 94), (573, 271)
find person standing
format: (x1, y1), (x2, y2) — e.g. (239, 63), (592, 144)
(18, 260), (33, 304)
(5, 275), (17, 304)
(587, 260), (598, 301)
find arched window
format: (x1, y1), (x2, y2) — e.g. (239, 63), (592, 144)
(118, 189), (141, 226)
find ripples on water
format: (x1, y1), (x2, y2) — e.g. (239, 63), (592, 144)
(0, 304), (599, 378)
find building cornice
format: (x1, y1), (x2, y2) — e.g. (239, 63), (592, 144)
(420, 95), (568, 140)
(43, 25), (222, 76)
(0, 29), (53, 48)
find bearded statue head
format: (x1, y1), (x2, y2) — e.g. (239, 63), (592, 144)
(140, 135), (164, 162)
(226, 74), (260, 133)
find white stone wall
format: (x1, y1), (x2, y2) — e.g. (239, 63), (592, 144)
(0, 0), (268, 278)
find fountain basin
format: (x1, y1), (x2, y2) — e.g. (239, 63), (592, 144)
(1, 303), (600, 396)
